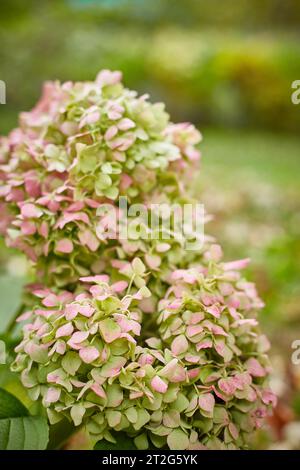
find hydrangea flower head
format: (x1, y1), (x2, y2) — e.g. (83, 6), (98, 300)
(0, 70), (277, 449)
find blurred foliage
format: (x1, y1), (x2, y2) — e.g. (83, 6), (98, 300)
(0, 0), (300, 133)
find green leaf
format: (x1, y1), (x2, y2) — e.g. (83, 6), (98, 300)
(0, 388), (28, 419)
(0, 387), (49, 450)
(0, 416), (48, 450)
(94, 432), (137, 450)
(0, 365), (39, 413)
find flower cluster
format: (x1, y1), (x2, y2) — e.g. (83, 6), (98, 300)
(0, 70), (201, 287)
(12, 258), (276, 450)
(12, 272), (148, 439)
(1, 71), (276, 449)
(155, 255), (276, 448)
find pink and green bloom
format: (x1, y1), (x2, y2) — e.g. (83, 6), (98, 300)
(0, 70), (276, 450)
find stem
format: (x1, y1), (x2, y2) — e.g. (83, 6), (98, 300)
(126, 274), (135, 295)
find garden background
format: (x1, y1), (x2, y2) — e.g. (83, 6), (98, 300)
(0, 0), (299, 449)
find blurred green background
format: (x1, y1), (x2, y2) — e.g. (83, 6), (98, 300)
(0, 0), (300, 449)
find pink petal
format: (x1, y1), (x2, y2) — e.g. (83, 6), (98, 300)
(167, 300), (182, 310)
(55, 212), (89, 229)
(184, 273), (198, 284)
(223, 258), (250, 271)
(130, 391), (143, 400)
(45, 387), (61, 403)
(47, 372), (60, 384)
(56, 239), (73, 253)
(78, 305), (95, 317)
(187, 368), (201, 380)
(39, 221), (49, 238)
(159, 359), (185, 382)
(218, 378), (237, 395)
(16, 311), (32, 322)
(185, 146), (200, 161)
(21, 203), (42, 218)
(96, 69), (122, 86)
(35, 309), (58, 318)
(80, 275), (110, 283)
(138, 353), (155, 366)
(25, 176), (41, 198)
(198, 393), (215, 413)
(212, 385), (228, 402)
(55, 340), (66, 355)
(261, 389), (277, 407)
(86, 110), (100, 125)
(206, 305), (221, 318)
(201, 294), (214, 306)
(118, 118), (135, 131)
(108, 135), (134, 150)
(111, 280), (128, 293)
(104, 125), (118, 141)
(78, 229), (99, 252)
(68, 331), (89, 344)
(189, 312), (204, 324)
(156, 243), (170, 253)
(70, 379), (86, 388)
(79, 346), (100, 363)
(21, 221), (36, 235)
(67, 201), (85, 212)
(210, 325), (228, 336)
(120, 174), (133, 191)
(115, 315), (139, 334)
(58, 292), (74, 305)
(185, 354), (200, 364)
(91, 383), (106, 399)
(208, 244), (223, 262)
(232, 372), (252, 389)
(151, 376), (168, 394)
(56, 322), (74, 338)
(145, 254), (161, 270)
(171, 335), (189, 355)
(171, 269), (184, 280)
(218, 282), (234, 296)
(196, 340), (213, 351)
(32, 288), (51, 298)
(186, 325), (203, 337)
(75, 293), (89, 302)
(65, 303), (80, 320)
(246, 358), (266, 377)
(228, 307), (240, 320)
(42, 293), (58, 307)
(90, 285), (109, 300)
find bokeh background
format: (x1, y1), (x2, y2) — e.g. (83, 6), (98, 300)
(0, 0), (300, 449)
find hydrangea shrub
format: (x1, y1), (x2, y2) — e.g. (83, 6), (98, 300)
(0, 70), (276, 450)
